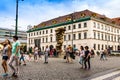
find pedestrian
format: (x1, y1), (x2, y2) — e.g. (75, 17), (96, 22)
(8, 36), (21, 77)
(103, 48), (108, 60)
(44, 45), (49, 64)
(84, 46), (91, 70)
(19, 47), (26, 65)
(28, 47), (32, 61)
(65, 47), (70, 63)
(79, 46), (85, 69)
(91, 49), (95, 58)
(100, 48), (104, 60)
(1, 39), (11, 77)
(34, 46), (38, 62)
(69, 45), (74, 63)
(38, 48), (41, 58)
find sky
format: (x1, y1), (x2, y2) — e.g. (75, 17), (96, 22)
(0, 0), (120, 31)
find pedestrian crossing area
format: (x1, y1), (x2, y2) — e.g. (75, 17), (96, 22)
(91, 70), (120, 80)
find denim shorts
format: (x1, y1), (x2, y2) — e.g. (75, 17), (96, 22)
(2, 56), (8, 61)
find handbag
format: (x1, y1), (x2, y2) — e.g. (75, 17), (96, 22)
(64, 56), (66, 59)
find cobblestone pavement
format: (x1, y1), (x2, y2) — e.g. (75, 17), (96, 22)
(0, 55), (120, 80)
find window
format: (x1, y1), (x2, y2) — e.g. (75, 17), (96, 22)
(42, 38), (44, 43)
(108, 27), (110, 31)
(98, 44), (100, 50)
(98, 32), (100, 40)
(46, 30), (48, 34)
(50, 29), (53, 33)
(105, 34), (107, 40)
(37, 32), (38, 35)
(31, 33), (33, 36)
(108, 35), (110, 41)
(34, 32), (35, 36)
(68, 26), (71, 30)
(114, 28), (116, 33)
(114, 36), (116, 42)
(50, 37), (52, 42)
(78, 24), (81, 28)
(42, 46), (44, 51)
(97, 23), (100, 29)
(93, 22), (96, 28)
(105, 26), (107, 31)
(43, 31), (44, 34)
(101, 24), (103, 30)
(29, 39), (30, 44)
(73, 34), (76, 40)
(73, 25), (76, 29)
(64, 27), (66, 30)
(64, 35), (66, 41)
(117, 30), (119, 33)
(29, 33), (30, 37)
(94, 44), (96, 50)
(102, 45), (104, 50)
(94, 32), (96, 39)
(78, 33), (81, 39)
(101, 33), (103, 40)
(84, 32), (87, 39)
(84, 22), (87, 27)
(31, 39), (32, 44)
(68, 34), (71, 40)
(46, 37), (48, 42)
(111, 35), (113, 41)
(111, 27), (113, 32)
(39, 31), (41, 35)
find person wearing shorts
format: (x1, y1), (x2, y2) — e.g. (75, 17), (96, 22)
(1, 39), (11, 77)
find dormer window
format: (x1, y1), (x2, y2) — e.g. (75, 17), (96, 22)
(81, 13), (86, 17)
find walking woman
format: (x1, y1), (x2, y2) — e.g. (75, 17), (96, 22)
(84, 46), (91, 70)
(79, 46), (85, 69)
(1, 39), (11, 77)
(65, 47), (70, 63)
(34, 46), (38, 62)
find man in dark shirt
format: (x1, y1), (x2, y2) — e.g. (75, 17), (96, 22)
(84, 46), (91, 70)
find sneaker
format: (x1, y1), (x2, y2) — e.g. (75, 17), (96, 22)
(13, 74), (18, 78)
(11, 72), (15, 77)
(23, 64), (26, 66)
(2, 73), (8, 77)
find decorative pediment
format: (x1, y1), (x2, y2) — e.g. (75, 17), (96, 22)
(92, 13), (97, 17)
(41, 23), (46, 27)
(81, 13), (86, 17)
(66, 16), (71, 21)
(33, 25), (37, 29)
(52, 20), (57, 24)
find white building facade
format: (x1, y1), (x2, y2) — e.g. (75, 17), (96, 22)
(27, 10), (120, 51)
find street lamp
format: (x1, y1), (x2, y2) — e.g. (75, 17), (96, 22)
(15, 0), (24, 36)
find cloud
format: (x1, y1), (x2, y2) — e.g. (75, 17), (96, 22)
(0, 0), (120, 31)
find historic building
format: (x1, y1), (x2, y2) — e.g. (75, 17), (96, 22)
(0, 28), (27, 44)
(27, 9), (120, 51)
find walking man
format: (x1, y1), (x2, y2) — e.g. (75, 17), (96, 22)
(9, 36), (21, 77)
(44, 45), (49, 64)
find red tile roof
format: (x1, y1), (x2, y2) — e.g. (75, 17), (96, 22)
(36, 9), (120, 28)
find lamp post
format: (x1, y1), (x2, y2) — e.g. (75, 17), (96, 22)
(15, 0), (24, 36)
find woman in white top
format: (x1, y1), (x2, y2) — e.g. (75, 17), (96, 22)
(34, 46), (38, 61)
(79, 46), (85, 69)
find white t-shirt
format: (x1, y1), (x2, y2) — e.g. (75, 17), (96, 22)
(80, 50), (85, 57)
